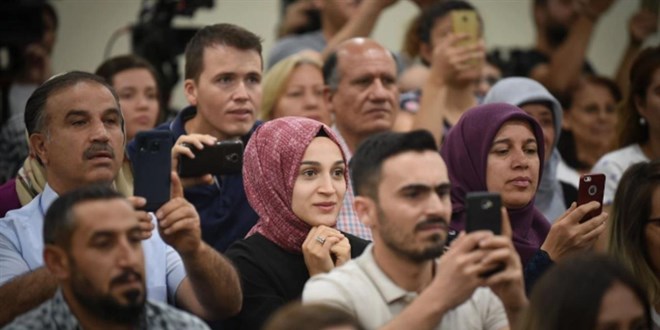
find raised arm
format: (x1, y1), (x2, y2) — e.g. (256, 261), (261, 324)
(0, 267), (57, 326)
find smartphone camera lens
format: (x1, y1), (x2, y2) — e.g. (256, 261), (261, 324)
(588, 185), (597, 196)
(149, 141), (160, 152)
(480, 199), (493, 209)
(584, 176), (592, 183)
(226, 153), (239, 163)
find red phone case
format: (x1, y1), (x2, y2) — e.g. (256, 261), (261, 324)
(577, 173), (605, 222)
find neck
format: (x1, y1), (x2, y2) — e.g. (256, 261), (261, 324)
(642, 128), (660, 159)
(61, 288), (135, 330)
(335, 126), (361, 155)
(46, 175), (113, 196)
(184, 113), (229, 141)
(574, 139), (610, 168)
(443, 85), (477, 126)
(372, 242), (434, 293)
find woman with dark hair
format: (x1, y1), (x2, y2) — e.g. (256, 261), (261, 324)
(593, 46), (660, 207)
(95, 54), (163, 142)
(518, 253), (651, 330)
(557, 75), (622, 186)
(609, 160), (660, 328)
(223, 117), (368, 329)
(440, 103), (607, 290)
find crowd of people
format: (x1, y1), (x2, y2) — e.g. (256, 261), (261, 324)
(0, 0), (658, 329)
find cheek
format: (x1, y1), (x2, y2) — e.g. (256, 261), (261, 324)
(646, 226), (660, 271)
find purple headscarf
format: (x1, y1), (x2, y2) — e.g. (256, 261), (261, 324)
(440, 103), (551, 265)
(243, 117), (348, 254)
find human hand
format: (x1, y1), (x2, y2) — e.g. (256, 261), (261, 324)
(279, 0), (317, 37)
(429, 33), (485, 87)
(577, 0), (616, 20)
(127, 196), (155, 240)
(628, 9), (658, 45)
(172, 134), (216, 187)
(302, 225), (346, 276)
(541, 201), (608, 261)
(429, 230), (494, 311)
(155, 171), (202, 257)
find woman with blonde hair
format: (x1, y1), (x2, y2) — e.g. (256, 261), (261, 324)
(260, 52), (331, 125)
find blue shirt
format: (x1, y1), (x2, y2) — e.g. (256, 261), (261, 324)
(0, 184), (187, 303)
(127, 106), (260, 253)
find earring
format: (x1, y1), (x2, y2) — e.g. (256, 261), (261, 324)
(640, 117), (647, 126)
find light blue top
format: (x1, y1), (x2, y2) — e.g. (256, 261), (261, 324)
(0, 184), (186, 303)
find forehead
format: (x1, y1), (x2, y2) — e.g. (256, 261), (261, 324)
(201, 44), (262, 75)
(380, 151), (448, 189)
(302, 137), (343, 160)
(495, 120), (536, 139)
(337, 44), (396, 78)
(45, 81), (119, 119)
(520, 103), (553, 116)
(72, 199), (138, 240)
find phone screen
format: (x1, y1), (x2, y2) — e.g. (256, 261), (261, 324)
(577, 173), (606, 222)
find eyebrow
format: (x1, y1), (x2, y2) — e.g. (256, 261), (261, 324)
(492, 137), (537, 145)
(400, 182), (451, 193)
(300, 160), (344, 166)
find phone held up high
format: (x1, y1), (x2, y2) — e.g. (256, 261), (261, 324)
(178, 140), (244, 178)
(132, 131), (173, 212)
(451, 9), (479, 47)
(466, 192), (502, 235)
(577, 173), (606, 223)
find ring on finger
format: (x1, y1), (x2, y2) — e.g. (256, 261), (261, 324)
(315, 236), (326, 245)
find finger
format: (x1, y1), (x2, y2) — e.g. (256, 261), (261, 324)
(162, 217), (198, 236)
(156, 197), (186, 220)
(567, 201), (600, 224)
(170, 171), (184, 199)
(452, 231), (494, 253)
(303, 226), (321, 247)
(159, 205), (195, 229)
(127, 196), (146, 209)
(500, 207), (512, 239)
(180, 175), (214, 188)
(579, 213), (608, 241)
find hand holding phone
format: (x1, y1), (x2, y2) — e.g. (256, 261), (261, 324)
(577, 173), (605, 223)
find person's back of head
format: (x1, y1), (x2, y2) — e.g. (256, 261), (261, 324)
(519, 252), (651, 330)
(263, 302), (364, 330)
(609, 159), (660, 309)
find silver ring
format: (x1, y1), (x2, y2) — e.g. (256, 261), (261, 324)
(315, 236), (326, 245)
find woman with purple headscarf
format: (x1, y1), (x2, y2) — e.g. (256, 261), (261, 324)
(440, 103), (607, 291)
(223, 117), (368, 329)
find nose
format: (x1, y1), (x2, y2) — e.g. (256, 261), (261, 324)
(511, 148), (530, 169)
(233, 81), (249, 102)
(428, 190), (450, 218)
(116, 238), (141, 268)
(303, 90), (319, 110)
(90, 119), (110, 142)
(368, 79), (389, 102)
(317, 173), (337, 195)
(136, 93), (150, 110)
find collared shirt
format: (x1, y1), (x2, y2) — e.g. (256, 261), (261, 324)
(303, 244), (508, 330)
(126, 106), (260, 253)
(4, 289), (210, 330)
(0, 184), (186, 303)
(333, 128), (373, 241)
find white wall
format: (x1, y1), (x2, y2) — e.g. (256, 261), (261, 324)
(51, 0), (658, 110)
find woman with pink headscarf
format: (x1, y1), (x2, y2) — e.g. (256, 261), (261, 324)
(223, 117), (369, 329)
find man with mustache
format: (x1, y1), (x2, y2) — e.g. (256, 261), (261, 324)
(320, 37), (399, 240)
(4, 186), (210, 329)
(303, 130), (527, 330)
(0, 71), (242, 326)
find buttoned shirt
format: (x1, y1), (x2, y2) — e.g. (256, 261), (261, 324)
(4, 289), (210, 330)
(303, 244), (508, 330)
(333, 129), (372, 241)
(0, 184), (186, 303)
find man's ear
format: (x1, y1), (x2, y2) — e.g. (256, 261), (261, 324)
(324, 86), (336, 115)
(29, 133), (48, 166)
(183, 79), (198, 106)
(354, 196), (377, 228)
(43, 245), (70, 280)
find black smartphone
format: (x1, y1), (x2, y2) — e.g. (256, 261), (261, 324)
(132, 131), (173, 212)
(642, 0), (659, 13)
(577, 173), (606, 223)
(178, 140), (244, 178)
(466, 192), (502, 235)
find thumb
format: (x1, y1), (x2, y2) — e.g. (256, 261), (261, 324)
(170, 171), (184, 199)
(501, 207), (512, 239)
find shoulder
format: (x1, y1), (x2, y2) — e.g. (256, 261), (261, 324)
(146, 300), (210, 329)
(4, 298), (56, 329)
(302, 255), (371, 309)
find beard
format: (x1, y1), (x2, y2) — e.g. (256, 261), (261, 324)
(545, 22), (569, 48)
(377, 207), (447, 263)
(69, 261), (146, 325)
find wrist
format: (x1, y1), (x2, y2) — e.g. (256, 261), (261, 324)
(179, 241), (205, 260)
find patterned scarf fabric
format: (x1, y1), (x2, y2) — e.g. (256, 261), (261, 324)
(244, 117), (347, 253)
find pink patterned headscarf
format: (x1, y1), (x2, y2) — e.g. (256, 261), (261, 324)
(243, 117), (348, 253)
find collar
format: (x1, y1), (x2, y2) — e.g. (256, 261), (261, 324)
(356, 245), (413, 304)
(38, 184), (60, 217)
(168, 106), (198, 136)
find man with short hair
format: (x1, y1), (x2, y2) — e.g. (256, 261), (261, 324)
(128, 23), (261, 253)
(303, 130), (528, 330)
(4, 186), (210, 329)
(321, 37), (399, 240)
(0, 71), (241, 326)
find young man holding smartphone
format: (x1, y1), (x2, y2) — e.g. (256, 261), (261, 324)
(127, 23), (263, 253)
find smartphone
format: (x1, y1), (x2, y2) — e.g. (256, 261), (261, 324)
(577, 173), (606, 222)
(178, 140), (244, 178)
(452, 10), (480, 47)
(466, 192), (502, 234)
(642, 0), (659, 13)
(132, 131), (173, 212)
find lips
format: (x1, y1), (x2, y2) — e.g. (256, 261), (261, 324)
(508, 176), (532, 188)
(226, 108), (253, 119)
(415, 218), (449, 232)
(313, 202), (337, 213)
